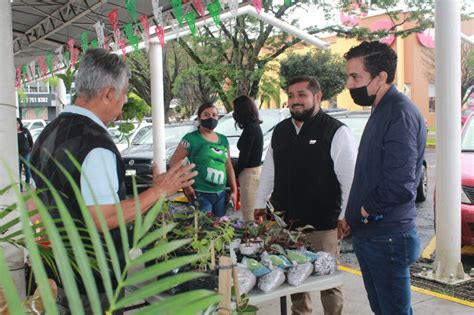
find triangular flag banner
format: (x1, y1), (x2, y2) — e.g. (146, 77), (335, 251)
(22, 64), (28, 84)
(94, 20), (106, 48)
(125, 0), (138, 22)
(27, 61), (36, 82)
(229, 0), (239, 16)
(90, 39), (99, 49)
(67, 38), (78, 66)
(155, 25), (165, 48)
(252, 0), (262, 14)
(208, 0), (221, 27)
(125, 23), (134, 39)
(46, 53), (53, 73)
(55, 46), (64, 67)
(152, 0), (164, 26)
(107, 9), (120, 44)
(65, 51), (70, 67)
(284, 0), (292, 5)
(139, 15), (151, 49)
(118, 39), (128, 59)
(81, 32), (88, 52)
(129, 35), (140, 53)
(170, 19), (180, 38)
(185, 11), (197, 38)
(38, 56), (47, 77)
(171, 0), (184, 26)
(218, 0), (227, 11)
(191, 0), (206, 20)
(16, 67), (22, 88)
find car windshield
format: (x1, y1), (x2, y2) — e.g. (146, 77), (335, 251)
(462, 116), (474, 151)
(132, 123), (196, 146)
(108, 128), (127, 144)
(215, 109), (289, 137)
(336, 115), (370, 144)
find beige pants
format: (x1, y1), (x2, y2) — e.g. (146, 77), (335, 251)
(291, 228), (343, 315)
(238, 166), (261, 222)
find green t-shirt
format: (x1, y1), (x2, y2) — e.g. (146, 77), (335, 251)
(180, 130), (229, 193)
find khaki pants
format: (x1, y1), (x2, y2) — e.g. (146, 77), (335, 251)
(291, 228), (343, 315)
(238, 166), (261, 222)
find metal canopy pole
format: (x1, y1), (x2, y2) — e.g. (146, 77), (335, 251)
(149, 42), (166, 173)
(433, 0), (469, 284)
(0, 0), (26, 299)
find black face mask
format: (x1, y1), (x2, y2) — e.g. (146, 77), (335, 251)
(200, 118), (218, 130)
(349, 79), (378, 106)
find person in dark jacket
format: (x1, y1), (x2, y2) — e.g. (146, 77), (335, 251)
(17, 117), (33, 191)
(31, 48), (197, 313)
(344, 41), (427, 315)
(254, 76), (357, 315)
(232, 95), (263, 222)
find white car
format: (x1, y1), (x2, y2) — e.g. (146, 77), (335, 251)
(23, 119), (47, 131)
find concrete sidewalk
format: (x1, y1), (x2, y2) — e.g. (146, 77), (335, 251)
(255, 266), (473, 314)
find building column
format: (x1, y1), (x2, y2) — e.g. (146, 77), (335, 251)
(56, 77), (66, 117)
(149, 41), (166, 173)
(0, 0), (26, 299)
(434, 0), (468, 282)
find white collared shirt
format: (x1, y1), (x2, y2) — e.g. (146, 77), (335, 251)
(254, 118), (357, 220)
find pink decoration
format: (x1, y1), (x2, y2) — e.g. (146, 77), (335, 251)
(339, 11), (359, 27)
(252, 0), (262, 14)
(155, 25), (165, 48)
(139, 15), (151, 45)
(192, 0), (206, 19)
(38, 56), (47, 77)
(118, 39), (127, 59)
(370, 20), (395, 46)
(16, 66), (22, 88)
(108, 9), (120, 43)
(417, 28), (435, 48)
(67, 38), (76, 66)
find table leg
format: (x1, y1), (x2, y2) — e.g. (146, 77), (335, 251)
(280, 295), (287, 315)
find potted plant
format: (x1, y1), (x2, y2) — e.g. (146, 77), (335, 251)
(234, 294), (258, 315)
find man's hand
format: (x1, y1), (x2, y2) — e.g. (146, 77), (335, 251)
(254, 208), (266, 223)
(151, 159), (197, 196)
(337, 218), (351, 240)
(361, 206), (369, 217)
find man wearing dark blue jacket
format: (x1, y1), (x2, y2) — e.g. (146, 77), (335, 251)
(344, 41), (427, 315)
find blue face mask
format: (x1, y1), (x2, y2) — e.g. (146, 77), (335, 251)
(200, 118), (218, 130)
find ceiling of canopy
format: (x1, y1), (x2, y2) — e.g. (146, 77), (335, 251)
(12, 0), (251, 66)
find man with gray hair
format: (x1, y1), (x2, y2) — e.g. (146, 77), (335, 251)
(31, 48), (197, 313)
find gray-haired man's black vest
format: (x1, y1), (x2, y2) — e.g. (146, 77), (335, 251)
(31, 112), (126, 293)
(271, 110), (343, 230)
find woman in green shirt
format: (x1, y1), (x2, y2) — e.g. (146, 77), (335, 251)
(170, 103), (237, 217)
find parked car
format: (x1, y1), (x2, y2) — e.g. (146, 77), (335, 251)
(331, 111), (428, 202)
(460, 113), (474, 245)
(121, 122), (196, 194)
(23, 119), (47, 131)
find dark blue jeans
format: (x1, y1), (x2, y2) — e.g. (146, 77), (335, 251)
(195, 191), (227, 217)
(19, 152), (31, 191)
(352, 228), (420, 315)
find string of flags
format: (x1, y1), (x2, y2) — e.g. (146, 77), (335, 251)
(15, 0), (264, 88)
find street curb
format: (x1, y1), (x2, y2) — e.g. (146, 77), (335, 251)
(338, 265), (474, 308)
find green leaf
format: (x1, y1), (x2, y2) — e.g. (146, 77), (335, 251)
(0, 249), (24, 315)
(29, 193), (84, 314)
(135, 289), (220, 315)
(124, 254), (202, 287)
(114, 272), (206, 309)
(31, 157), (104, 313)
(136, 223), (176, 249)
(130, 239), (192, 267)
(140, 197), (165, 239)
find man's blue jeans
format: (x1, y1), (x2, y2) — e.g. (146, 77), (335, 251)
(352, 228), (420, 315)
